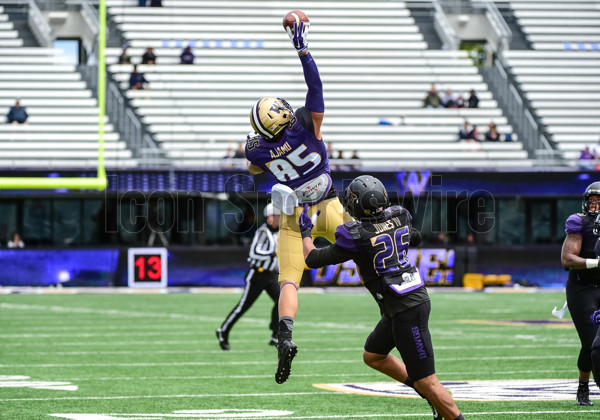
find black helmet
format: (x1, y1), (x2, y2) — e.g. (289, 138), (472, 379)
(344, 175), (389, 219)
(582, 181), (600, 216)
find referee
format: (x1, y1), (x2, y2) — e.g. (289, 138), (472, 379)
(216, 203), (280, 350)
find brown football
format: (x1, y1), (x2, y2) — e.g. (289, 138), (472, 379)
(283, 10), (310, 30)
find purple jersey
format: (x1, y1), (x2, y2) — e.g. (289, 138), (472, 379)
(246, 119), (330, 189)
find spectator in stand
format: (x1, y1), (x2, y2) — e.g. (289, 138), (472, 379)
(222, 146), (235, 170)
(470, 126), (481, 142)
(129, 65), (149, 90)
(350, 150), (361, 171)
(423, 84), (443, 109)
(326, 143), (336, 171)
(441, 88), (457, 108)
(6, 99), (28, 124)
(455, 93), (466, 108)
(468, 89), (479, 108)
(180, 45), (195, 64)
(7, 233), (24, 248)
(485, 122), (501, 142)
(579, 146), (597, 170)
(233, 142), (247, 170)
(458, 120), (472, 141)
(118, 44), (131, 64)
(336, 150), (347, 171)
(141, 47), (156, 65)
(139, 0), (162, 6)
(590, 138), (600, 159)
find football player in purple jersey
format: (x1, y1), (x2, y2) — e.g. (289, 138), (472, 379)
(561, 182), (600, 405)
(299, 175), (464, 420)
(245, 20), (351, 384)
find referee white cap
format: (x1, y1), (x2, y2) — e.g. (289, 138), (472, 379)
(264, 203), (281, 217)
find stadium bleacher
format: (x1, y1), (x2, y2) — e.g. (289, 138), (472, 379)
(499, 0), (600, 164)
(0, 5), (137, 169)
(105, 0), (532, 169)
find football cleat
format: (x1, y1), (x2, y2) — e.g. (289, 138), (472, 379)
(275, 339), (298, 384)
(576, 381), (593, 406)
(426, 399), (442, 420)
(215, 329), (230, 351)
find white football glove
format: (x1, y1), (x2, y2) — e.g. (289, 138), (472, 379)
(286, 20), (310, 54)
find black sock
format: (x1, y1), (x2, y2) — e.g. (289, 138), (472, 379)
(579, 379), (589, 387)
(278, 316), (294, 341)
(454, 414), (465, 420)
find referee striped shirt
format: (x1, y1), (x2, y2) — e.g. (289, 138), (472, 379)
(248, 223), (278, 271)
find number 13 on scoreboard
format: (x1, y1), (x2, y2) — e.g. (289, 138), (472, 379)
(127, 248), (168, 288)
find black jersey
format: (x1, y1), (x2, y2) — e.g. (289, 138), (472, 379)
(565, 213), (600, 283)
(305, 205), (429, 317)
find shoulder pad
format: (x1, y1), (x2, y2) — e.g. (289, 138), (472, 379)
(343, 220), (362, 240)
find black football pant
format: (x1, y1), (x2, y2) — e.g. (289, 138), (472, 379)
(566, 278), (600, 373)
(219, 268), (279, 338)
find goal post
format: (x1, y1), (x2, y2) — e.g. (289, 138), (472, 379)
(0, 0), (108, 190)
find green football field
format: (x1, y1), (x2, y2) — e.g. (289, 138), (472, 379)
(1, 289), (599, 420)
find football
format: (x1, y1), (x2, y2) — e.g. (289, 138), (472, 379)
(282, 10), (310, 31)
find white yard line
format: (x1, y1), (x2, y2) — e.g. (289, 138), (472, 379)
(0, 354), (575, 369)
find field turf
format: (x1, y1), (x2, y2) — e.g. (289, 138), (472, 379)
(1, 289), (599, 419)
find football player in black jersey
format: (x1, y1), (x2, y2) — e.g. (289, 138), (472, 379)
(299, 175), (464, 420)
(561, 182), (600, 405)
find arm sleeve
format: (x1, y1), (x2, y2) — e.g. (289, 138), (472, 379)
(409, 227), (422, 247)
(299, 53), (324, 113)
(295, 107), (315, 136)
(305, 244), (356, 268)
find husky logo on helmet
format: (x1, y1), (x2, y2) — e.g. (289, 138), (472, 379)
(250, 97), (296, 141)
(582, 181), (600, 216)
(344, 175), (390, 219)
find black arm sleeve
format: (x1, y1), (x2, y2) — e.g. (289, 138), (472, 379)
(295, 107), (315, 136)
(409, 227), (422, 247)
(305, 244), (357, 268)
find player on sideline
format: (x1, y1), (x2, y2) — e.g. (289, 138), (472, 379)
(245, 19), (351, 384)
(561, 182), (600, 405)
(299, 175), (464, 420)
(216, 204), (281, 350)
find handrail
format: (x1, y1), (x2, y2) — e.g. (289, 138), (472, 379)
(27, 0), (53, 48)
(432, 0), (460, 50)
(481, 0), (512, 56)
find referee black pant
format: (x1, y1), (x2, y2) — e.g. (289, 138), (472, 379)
(219, 267), (280, 338)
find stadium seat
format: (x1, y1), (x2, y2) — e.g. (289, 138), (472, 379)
(105, 0), (529, 169)
(0, 7), (137, 169)
(500, 0), (600, 166)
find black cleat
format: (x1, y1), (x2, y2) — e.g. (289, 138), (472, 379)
(216, 329), (230, 351)
(275, 339), (298, 384)
(269, 336), (278, 346)
(426, 399), (442, 420)
(577, 381), (593, 406)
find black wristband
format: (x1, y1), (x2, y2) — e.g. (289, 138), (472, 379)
(301, 229), (312, 239)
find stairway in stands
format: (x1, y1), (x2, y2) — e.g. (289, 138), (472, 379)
(105, 0), (533, 170)
(0, 4), (136, 169)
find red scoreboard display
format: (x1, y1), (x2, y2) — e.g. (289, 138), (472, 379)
(127, 248), (168, 288)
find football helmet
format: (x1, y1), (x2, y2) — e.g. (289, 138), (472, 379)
(264, 203), (281, 217)
(582, 181), (600, 216)
(250, 97), (296, 141)
(344, 175), (389, 219)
